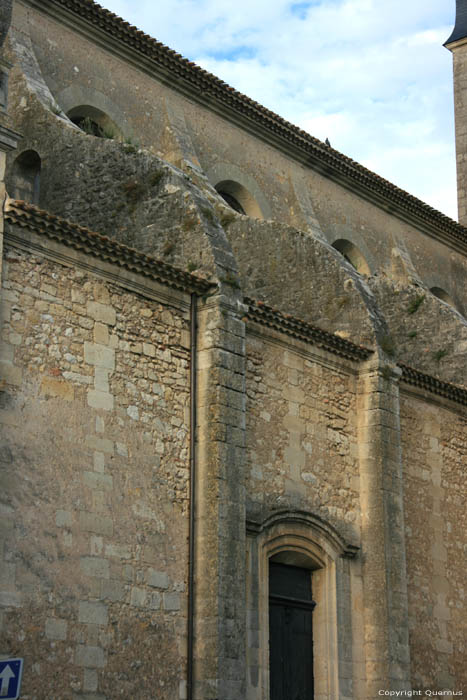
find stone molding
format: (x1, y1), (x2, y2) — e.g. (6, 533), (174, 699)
(245, 297), (373, 361)
(4, 199), (215, 295)
(246, 509), (359, 558)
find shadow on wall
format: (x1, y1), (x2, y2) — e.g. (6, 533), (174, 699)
(430, 286), (458, 311)
(331, 239), (371, 276)
(7, 149), (41, 204)
(67, 105), (123, 141)
(215, 179), (263, 219)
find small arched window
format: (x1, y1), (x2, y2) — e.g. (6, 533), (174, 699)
(67, 105), (122, 140)
(8, 150), (41, 204)
(215, 180), (263, 219)
(430, 287), (456, 309)
(331, 239), (370, 276)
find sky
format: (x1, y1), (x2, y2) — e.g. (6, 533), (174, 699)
(99, 0), (457, 219)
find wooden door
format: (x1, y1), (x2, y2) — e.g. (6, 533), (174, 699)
(269, 562), (315, 700)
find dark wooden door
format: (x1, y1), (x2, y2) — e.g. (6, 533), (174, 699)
(269, 562), (315, 700)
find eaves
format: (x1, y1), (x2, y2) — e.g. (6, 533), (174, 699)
(20, 0), (467, 257)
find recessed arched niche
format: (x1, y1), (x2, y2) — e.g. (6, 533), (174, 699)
(215, 179), (263, 219)
(331, 238), (371, 276)
(67, 105), (123, 140)
(430, 286), (456, 309)
(8, 149), (41, 204)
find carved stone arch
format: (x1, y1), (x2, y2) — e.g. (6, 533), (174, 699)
(205, 162), (271, 220)
(55, 85), (130, 141)
(246, 510), (358, 700)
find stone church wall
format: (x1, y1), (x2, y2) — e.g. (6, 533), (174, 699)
(400, 394), (467, 692)
(245, 331), (360, 542)
(0, 238), (191, 699)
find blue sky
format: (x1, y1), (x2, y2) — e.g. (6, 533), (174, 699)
(99, 0), (457, 218)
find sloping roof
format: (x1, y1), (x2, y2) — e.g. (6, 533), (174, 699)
(245, 297), (372, 362)
(399, 362), (467, 406)
(28, 0), (467, 255)
(4, 199), (215, 295)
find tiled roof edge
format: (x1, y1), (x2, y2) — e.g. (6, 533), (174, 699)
(244, 297), (373, 361)
(399, 362), (467, 407)
(35, 0), (467, 253)
(245, 299), (467, 406)
(4, 200), (215, 295)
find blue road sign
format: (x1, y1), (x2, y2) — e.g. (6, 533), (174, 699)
(0, 659), (23, 700)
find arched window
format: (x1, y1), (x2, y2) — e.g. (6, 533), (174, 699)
(215, 180), (263, 219)
(67, 105), (122, 140)
(8, 150), (41, 204)
(332, 239), (371, 276)
(430, 286), (456, 309)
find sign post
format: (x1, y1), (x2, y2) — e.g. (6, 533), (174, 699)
(0, 659), (23, 699)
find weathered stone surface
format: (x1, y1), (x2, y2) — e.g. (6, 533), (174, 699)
(0, 4), (465, 699)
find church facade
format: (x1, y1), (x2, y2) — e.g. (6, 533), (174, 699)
(0, 1), (466, 698)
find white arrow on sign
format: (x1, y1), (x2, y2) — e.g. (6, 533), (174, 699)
(0, 665), (14, 696)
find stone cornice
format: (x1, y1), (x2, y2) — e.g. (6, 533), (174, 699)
(399, 362), (467, 407)
(21, 0), (467, 257)
(4, 199), (215, 295)
(245, 297), (373, 362)
(0, 122), (21, 151)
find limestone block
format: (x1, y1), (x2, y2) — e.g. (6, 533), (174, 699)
(93, 452), (105, 472)
(75, 645), (106, 668)
(83, 669), (98, 692)
(87, 301), (116, 326)
(163, 592), (180, 611)
(87, 389), (114, 411)
(143, 342), (156, 357)
(0, 591), (21, 607)
(55, 510), (72, 527)
(45, 617), (68, 640)
(130, 587), (147, 607)
(80, 557), (110, 579)
(105, 544), (131, 559)
(79, 601), (108, 626)
(94, 368), (110, 393)
(83, 471), (113, 491)
(147, 569), (169, 589)
(40, 376), (74, 401)
(84, 342), (115, 370)
(80, 512), (113, 536)
(101, 580), (125, 602)
(85, 436), (114, 454)
(93, 322), (109, 345)
(0, 361), (22, 386)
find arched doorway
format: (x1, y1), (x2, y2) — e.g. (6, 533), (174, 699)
(246, 511), (358, 699)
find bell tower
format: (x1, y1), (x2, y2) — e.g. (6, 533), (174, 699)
(445, 0), (467, 224)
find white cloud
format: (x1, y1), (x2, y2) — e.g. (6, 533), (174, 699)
(98, 0), (457, 218)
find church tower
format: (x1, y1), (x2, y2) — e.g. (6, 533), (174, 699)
(445, 0), (467, 224)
